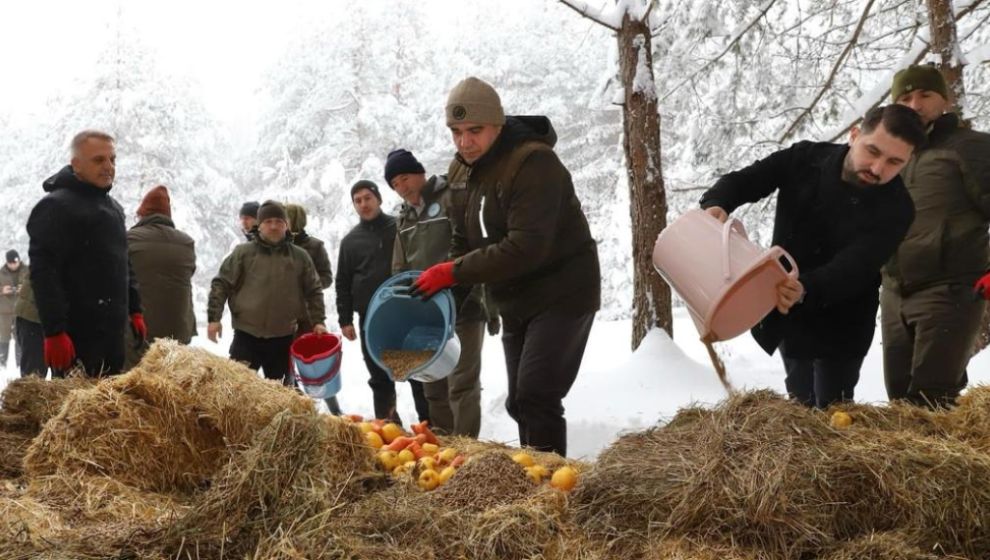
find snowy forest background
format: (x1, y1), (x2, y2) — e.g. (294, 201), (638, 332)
(1, 0), (989, 330)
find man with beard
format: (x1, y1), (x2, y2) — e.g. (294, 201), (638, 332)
(27, 130), (144, 377)
(699, 105), (925, 408)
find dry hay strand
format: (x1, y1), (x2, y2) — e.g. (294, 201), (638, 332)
(0, 484), (65, 557)
(461, 487), (570, 560)
(641, 537), (779, 560)
(945, 384), (990, 451)
(23, 340), (314, 494)
(164, 411), (376, 558)
(430, 450), (536, 512)
(0, 375), (93, 431)
(828, 401), (948, 437)
(0, 425), (33, 479)
(821, 531), (938, 560)
(573, 389), (990, 559)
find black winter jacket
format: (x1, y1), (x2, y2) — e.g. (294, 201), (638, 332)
(336, 212), (396, 326)
(700, 141), (914, 359)
(27, 166), (141, 338)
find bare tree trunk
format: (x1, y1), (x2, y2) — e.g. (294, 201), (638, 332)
(616, 14), (671, 349)
(925, 0), (965, 107)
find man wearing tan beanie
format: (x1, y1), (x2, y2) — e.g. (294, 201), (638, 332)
(411, 76), (601, 456)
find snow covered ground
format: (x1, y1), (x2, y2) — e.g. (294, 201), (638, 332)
(2, 307), (988, 460)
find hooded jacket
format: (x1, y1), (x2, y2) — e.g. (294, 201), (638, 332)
(26, 165), (141, 338)
(450, 115), (601, 320)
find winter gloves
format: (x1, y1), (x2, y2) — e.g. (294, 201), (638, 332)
(44, 333), (75, 370)
(975, 272), (990, 300)
(411, 261), (456, 299)
(130, 313), (148, 340)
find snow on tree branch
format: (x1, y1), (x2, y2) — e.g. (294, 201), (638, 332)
(778, 0), (876, 143)
(559, 0), (621, 30)
(659, 0), (778, 103)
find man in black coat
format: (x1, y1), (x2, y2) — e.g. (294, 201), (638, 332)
(699, 105), (924, 408)
(336, 180), (429, 423)
(26, 130), (145, 377)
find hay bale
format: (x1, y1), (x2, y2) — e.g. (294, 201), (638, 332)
(23, 341), (314, 493)
(573, 390), (990, 559)
(430, 451), (536, 512)
(641, 538), (777, 559)
(822, 532), (937, 560)
(946, 385), (990, 451)
(0, 376), (92, 431)
(461, 488), (569, 560)
(166, 411), (376, 557)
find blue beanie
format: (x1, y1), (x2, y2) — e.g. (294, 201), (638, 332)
(384, 149), (426, 188)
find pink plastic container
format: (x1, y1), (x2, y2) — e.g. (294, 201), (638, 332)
(652, 209), (799, 342)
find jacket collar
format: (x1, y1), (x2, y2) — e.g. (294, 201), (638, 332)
(134, 214), (175, 229)
(43, 165), (114, 197)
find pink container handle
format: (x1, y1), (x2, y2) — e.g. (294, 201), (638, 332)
(720, 218), (747, 282)
(766, 246), (800, 279)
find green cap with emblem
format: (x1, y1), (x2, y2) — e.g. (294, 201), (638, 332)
(890, 65), (949, 101)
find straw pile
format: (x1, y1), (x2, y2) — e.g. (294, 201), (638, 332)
(4, 337), (990, 560)
(23, 340), (314, 493)
(573, 389), (990, 559)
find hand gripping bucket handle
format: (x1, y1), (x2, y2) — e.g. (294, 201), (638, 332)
(720, 219), (799, 281)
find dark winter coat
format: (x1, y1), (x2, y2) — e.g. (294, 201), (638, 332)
(336, 212), (396, 326)
(208, 235), (325, 339)
(882, 113), (990, 294)
(128, 214), (197, 343)
(292, 232), (333, 290)
(450, 115), (601, 321)
(27, 165), (142, 339)
(392, 174), (486, 323)
(700, 141), (915, 359)
(0, 264), (24, 315)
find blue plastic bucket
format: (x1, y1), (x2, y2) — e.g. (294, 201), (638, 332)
(364, 270), (460, 383)
(290, 332), (343, 399)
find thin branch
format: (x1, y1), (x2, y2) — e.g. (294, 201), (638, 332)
(659, 0), (778, 102)
(778, 0), (877, 143)
(558, 0), (619, 31)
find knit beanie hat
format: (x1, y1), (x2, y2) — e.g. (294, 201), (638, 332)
(137, 185), (171, 218)
(384, 149), (426, 187)
(446, 77), (505, 126)
(239, 201), (260, 218)
(257, 200), (288, 223)
(5, 250), (19, 264)
(350, 180), (382, 202)
(891, 65), (949, 101)
(284, 203), (307, 232)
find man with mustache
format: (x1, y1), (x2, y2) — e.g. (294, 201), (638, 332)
(882, 65), (990, 408)
(699, 105), (925, 408)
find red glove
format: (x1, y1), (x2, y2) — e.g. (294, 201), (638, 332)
(44, 333), (76, 370)
(131, 313), (147, 340)
(411, 262), (456, 299)
(975, 272), (990, 301)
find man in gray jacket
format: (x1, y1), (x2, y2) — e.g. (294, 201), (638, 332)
(388, 149), (486, 437)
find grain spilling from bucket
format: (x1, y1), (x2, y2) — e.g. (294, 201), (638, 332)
(701, 335), (733, 394)
(382, 349), (434, 380)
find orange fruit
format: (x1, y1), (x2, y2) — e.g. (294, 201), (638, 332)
(438, 447), (458, 464)
(524, 466), (546, 484)
(397, 449), (416, 465)
(550, 466), (578, 492)
(357, 422), (375, 434)
(422, 442), (440, 456)
(377, 450), (399, 471)
(512, 452), (535, 468)
(418, 469), (441, 491)
(419, 457), (438, 472)
(830, 411), (853, 429)
(365, 431), (384, 449)
(439, 466), (457, 484)
(381, 423), (404, 443)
